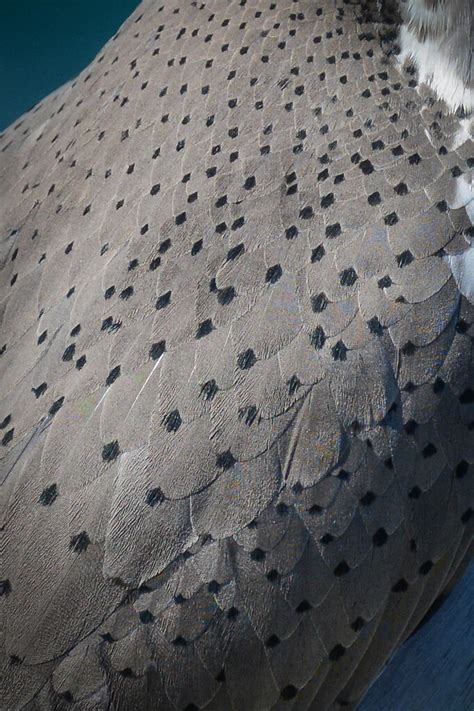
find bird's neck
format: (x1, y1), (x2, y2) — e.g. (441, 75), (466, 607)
(399, 0), (474, 112)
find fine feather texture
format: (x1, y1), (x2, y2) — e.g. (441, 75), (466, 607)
(0, 1), (473, 710)
(400, 0), (474, 110)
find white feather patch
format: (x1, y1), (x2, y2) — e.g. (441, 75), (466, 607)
(406, 0), (447, 35)
(399, 26), (474, 112)
(447, 246), (474, 302)
(446, 175), (474, 302)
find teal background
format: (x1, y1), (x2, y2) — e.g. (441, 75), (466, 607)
(0, 0), (140, 130)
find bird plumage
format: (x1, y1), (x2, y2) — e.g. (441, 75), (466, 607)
(0, 1), (473, 709)
(401, 0), (474, 110)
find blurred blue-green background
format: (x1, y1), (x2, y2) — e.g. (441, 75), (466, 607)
(0, 0), (140, 130)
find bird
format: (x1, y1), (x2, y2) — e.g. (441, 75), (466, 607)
(0, 1), (472, 709)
